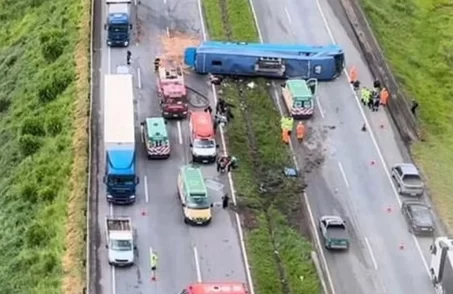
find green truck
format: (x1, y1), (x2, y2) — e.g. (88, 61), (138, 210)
(318, 215), (350, 250)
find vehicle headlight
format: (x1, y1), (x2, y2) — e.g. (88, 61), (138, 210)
(107, 194), (113, 198)
(124, 41), (129, 46)
(129, 195), (136, 199)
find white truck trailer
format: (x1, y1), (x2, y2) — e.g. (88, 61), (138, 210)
(105, 216), (135, 266)
(103, 74), (139, 204)
(430, 237), (453, 293)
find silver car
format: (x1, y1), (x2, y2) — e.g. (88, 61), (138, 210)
(391, 163), (424, 197)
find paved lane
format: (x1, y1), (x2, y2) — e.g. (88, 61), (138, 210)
(93, 0), (248, 293)
(251, 0), (436, 293)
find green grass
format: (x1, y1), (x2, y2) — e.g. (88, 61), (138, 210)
(0, 0), (90, 292)
(202, 0), (321, 293)
(360, 0), (453, 229)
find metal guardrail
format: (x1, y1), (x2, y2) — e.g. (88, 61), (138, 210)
(338, 0), (420, 143)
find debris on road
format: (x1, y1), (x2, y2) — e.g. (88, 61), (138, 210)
(159, 31), (200, 68)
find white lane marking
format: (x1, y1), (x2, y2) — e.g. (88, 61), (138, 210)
(134, 0), (137, 6)
(284, 7), (292, 23)
(314, 0), (430, 275)
(111, 265), (116, 294)
(364, 237), (378, 270)
(250, 1), (334, 292)
(144, 175), (149, 203)
(177, 121), (183, 145)
(235, 213), (255, 294)
(196, 2), (252, 293)
(166, 27), (170, 38)
(109, 203), (113, 215)
(196, 0), (207, 39)
(108, 47), (112, 74)
(316, 97), (325, 118)
(137, 68), (142, 89)
(193, 246), (202, 282)
(305, 192), (337, 294)
(163, 0), (166, 4)
(338, 161), (350, 188)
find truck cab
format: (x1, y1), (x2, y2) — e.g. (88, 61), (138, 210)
(158, 66), (189, 118)
(189, 111), (219, 163)
(319, 215), (350, 250)
(177, 165), (213, 225)
(140, 117), (170, 159)
(105, 0), (132, 47)
(282, 78), (317, 119)
(104, 148), (139, 204)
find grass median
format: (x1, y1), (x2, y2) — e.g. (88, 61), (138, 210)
(0, 0), (90, 292)
(361, 0), (453, 229)
(202, 0), (321, 293)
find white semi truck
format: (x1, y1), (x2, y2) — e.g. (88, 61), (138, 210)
(430, 237), (453, 293)
(105, 216), (135, 266)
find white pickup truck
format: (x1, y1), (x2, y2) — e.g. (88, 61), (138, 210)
(105, 217), (135, 266)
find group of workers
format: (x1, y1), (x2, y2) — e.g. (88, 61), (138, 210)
(350, 66), (390, 112)
(281, 116), (306, 144)
(216, 155), (238, 173)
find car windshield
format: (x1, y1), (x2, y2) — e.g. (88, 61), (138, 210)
(109, 25), (128, 32)
(411, 205), (433, 226)
(111, 239), (132, 251)
(187, 194), (210, 209)
(108, 175), (135, 185)
(194, 139), (215, 149)
(295, 100), (312, 108)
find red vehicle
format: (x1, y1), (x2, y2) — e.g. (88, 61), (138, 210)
(179, 282), (248, 294)
(157, 65), (189, 118)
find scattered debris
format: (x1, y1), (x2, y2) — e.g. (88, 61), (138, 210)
(247, 81), (256, 89)
(159, 31), (200, 69)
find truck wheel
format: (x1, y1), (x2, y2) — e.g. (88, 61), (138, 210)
(324, 243), (330, 250)
(184, 217), (189, 224)
(147, 155), (152, 160)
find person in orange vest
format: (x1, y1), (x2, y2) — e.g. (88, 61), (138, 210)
(296, 122), (305, 143)
(349, 66), (357, 84)
(282, 129), (290, 144)
(380, 88), (389, 106)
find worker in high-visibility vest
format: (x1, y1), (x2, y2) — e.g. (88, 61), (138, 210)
(361, 88), (370, 106)
(282, 129), (290, 144)
(151, 252), (158, 271)
(296, 122), (305, 143)
(349, 66), (357, 84)
(380, 88), (389, 106)
(284, 116), (294, 135)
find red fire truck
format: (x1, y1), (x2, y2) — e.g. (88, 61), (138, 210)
(157, 65), (189, 118)
(179, 282), (248, 294)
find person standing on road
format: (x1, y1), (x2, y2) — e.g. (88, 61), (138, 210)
(380, 88), (389, 106)
(126, 50), (132, 65)
(296, 122), (305, 143)
(373, 79), (381, 90)
(150, 252), (158, 271)
(153, 56), (161, 72)
(361, 87), (370, 106)
(349, 66), (358, 84)
(411, 99), (419, 116)
(222, 194), (230, 209)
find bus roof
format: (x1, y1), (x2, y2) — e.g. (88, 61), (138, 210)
(187, 282), (248, 294)
(286, 79), (312, 98)
(181, 165), (207, 196)
(191, 112), (214, 138)
(145, 117), (168, 141)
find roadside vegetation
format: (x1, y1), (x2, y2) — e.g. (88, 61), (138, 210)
(202, 0), (321, 293)
(0, 0), (90, 292)
(361, 0), (453, 228)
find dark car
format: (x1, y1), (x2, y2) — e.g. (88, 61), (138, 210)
(402, 200), (435, 236)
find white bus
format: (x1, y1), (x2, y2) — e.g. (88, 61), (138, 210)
(430, 237), (453, 294)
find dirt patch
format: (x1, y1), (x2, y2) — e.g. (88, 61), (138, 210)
(159, 31), (200, 67)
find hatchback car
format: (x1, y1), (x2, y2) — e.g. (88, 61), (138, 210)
(401, 200), (435, 235)
(391, 163), (424, 197)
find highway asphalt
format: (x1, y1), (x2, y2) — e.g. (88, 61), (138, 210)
(93, 0), (247, 293)
(250, 0), (436, 293)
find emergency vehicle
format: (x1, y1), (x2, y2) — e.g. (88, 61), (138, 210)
(177, 165), (212, 225)
(282, 78), (317, 119)
(189, 111), (219, 163)
(430, 237), (453, 293)
(178, 282), (248, 294)
(140, 117), (170, 159)
(157, 65), (188, 118)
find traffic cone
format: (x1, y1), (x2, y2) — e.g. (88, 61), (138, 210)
(151, 271), (156, 281)
(380, 123), (384, 129)
(386, 206), (392, 212)
(370, 160), (375, 166)
(399, 242), (405, 250)
(141, 209), (147, 216)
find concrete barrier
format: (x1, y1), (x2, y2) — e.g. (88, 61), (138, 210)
(338, 0), (420, 143)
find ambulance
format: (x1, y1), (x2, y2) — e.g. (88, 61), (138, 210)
(178, 282), (248, 294)
(189, 111), (219, 163)
(140, 117), (170, 159)
(281, 78), (317, 119)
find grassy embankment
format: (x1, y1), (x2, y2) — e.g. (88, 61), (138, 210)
(203, 0), (321, 293)
(361, 0), (453, 228)
(0, 0), (90, 292)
